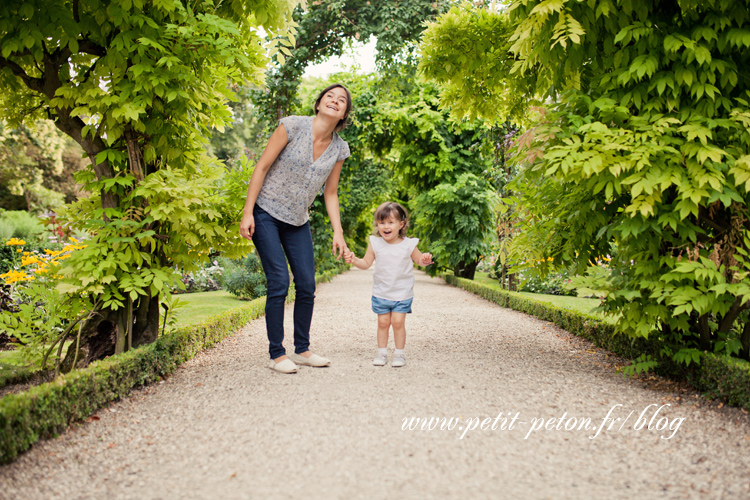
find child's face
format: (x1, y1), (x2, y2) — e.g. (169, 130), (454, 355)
(377, 214), (405, 243)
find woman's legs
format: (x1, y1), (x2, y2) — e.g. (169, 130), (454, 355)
(278, 221), (316, 354)
(252, 206), (291, 360)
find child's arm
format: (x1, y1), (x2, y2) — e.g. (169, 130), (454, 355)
(345, 244), (375, 270)
(411, 247), (433, 267)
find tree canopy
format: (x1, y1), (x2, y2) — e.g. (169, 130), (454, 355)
(419, 0), (750, 362)
(0, 0), (296, 367)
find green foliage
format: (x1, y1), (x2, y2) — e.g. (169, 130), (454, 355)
(222, 253), (268, 300)
(0, 211), (45, 240)
(517, 267), (575, 296)
(176, 261), (224, 294)
(506, 0), (750, 363)
(419, 3), (537, 123)
(0, 120), (84, 212)
(381, 81), (499, 278)
(0, 0), (295, 359)
(413, 173), (498, 277)
(253, 0), (448, 127)
(420, 0), (750, 362)
(0, 281), (89, 372)
(1, 238), (93, 373)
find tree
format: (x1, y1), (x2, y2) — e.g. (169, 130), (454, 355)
(252, 0), (448, 128)
(385, 82), (497, 279)
(419, 3), (536, 124)
(0, 0), (295, 368)
(421, 0), (750, 362)
(0, 120), (86, 211)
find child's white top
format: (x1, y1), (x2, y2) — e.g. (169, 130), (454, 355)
(370, 235), (419, 301)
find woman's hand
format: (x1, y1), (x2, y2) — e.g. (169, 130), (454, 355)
(240, 212), (255, 240)
(332, 232), (348, 260)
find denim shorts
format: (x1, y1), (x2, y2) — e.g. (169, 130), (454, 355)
(372, 296), (413, 315)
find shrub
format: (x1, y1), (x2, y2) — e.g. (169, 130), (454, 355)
(0, 211), (45, 240)
(517, 267), (576, 296)
(176, 260), (224, 293)
(223, 253), (267, 300)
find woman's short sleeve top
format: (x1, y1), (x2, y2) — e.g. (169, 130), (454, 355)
(256, 115), (351, 226)
(371, 235), (419, 301)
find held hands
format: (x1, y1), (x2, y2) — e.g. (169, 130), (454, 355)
(332, 233), (348, 261)
(343, 249), (356, 264)
(420, 252), (434, 266)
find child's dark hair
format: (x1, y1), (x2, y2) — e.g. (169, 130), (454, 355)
(373, 202), (409, 238)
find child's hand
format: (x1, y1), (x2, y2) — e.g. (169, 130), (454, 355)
(420, 253), (433, 266)
(344, 249), (356, 264)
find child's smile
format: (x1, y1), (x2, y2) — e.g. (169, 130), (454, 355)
(378, 215), (405, 244)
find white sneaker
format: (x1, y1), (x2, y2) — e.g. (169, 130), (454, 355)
(392, 354), (406, 368)
(372, 353), (387, 366)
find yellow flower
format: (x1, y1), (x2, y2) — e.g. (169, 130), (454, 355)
(16, 249), (22, 253)
(6, 238), (26, 246)
(21, 255), (42, 267)
(69, 237), (79, 243)
(22, 252), (29, 256)
(0, 269), (33, 284)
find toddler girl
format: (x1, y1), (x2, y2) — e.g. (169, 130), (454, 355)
(344, 202), (432, 367)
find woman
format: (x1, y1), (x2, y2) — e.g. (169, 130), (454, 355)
(239, 84), (352, 374)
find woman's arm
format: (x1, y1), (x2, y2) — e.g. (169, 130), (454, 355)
(239, 125), (288, 240)
(411, 247), (433, 267)
(345, 244), (375, 270)
(323, 159), (347, 259)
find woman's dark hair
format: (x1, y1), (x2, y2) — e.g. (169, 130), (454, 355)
(373, 202), (409, 238)
(313, 83), (352, 132)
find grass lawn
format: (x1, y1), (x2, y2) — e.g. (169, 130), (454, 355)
(170, 290), (249, 329)
(0, 291), (247, 390)
(0, 349), (34, 387)
(472, 272), (608, 320)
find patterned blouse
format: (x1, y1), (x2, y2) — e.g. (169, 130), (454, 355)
(256, 115), (351, 226)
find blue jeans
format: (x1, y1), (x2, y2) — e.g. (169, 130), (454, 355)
(372, 296), (413, 314)
(252, 205), (316, 359)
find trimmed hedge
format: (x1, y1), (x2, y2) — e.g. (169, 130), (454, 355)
(0, 266), (345, 464)
(443, 274), (750, 411)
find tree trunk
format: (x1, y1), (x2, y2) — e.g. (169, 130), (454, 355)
(454, 261), (479, 280)
(133, 294), (160, 348)
(698, 314), (711, 351)
(58, 292), (161, 372)
(741, 321), (750, 362)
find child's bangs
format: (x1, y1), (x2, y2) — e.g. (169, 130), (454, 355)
(375, 206), (401, 222)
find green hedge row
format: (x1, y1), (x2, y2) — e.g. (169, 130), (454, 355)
(0, 266), (345, 464)
(443, 274), (750, 411)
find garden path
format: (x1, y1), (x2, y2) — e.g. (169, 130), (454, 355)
(2, 269), (750, 499)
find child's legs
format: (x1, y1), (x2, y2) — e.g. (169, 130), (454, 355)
(391, 312), (407, 349)
(377, 313), (391, 348)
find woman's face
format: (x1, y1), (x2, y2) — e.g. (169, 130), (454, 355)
(317, 87), (348, 121)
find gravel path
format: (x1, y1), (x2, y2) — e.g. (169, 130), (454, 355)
(2, 269), (750, 500)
